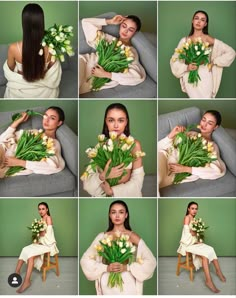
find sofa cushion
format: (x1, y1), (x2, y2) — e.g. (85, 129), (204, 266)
(0, 44), (8, 86)
(0, 168), (76, 197)
(158, 107), (202, 140)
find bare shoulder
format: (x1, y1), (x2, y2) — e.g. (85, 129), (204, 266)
(130, 231), (141, 245)
(46, 216), (53, 225)
(184, 215), (190, 225)
(133, 139), (142, 151)
(206, 35), (215, 45)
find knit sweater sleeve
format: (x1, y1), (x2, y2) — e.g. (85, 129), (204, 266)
(212, 39), (236, 67)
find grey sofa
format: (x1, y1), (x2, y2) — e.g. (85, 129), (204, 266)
(79, 12), (157, 98)
(0, 45), (78, 98)
(0, 107), (78, 197)
(158, 107), (236, 197)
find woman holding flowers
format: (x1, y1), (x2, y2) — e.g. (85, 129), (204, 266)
(158, 110), (226, 191)
(4, 3), (62, 98)
(80, 200), (156, 295)
(79, 15), (146, 94)
(15, 202), (59, 293)
(177, 201), (226, 293)
(81, 103), (145, 197)
(170, 10), (235, 98)
(0, 106), (65, 178)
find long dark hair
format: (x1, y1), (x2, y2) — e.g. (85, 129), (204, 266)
(126, 15), (142, 32)
(102, 103), (130, 137)
(38, 202), (50, 216)
(106, 200), (132, 232)
(186, 201), (198, 215)
(188, 10), (209, 36)
(22, 3), (45, 82)
(203, 110), (222, 126)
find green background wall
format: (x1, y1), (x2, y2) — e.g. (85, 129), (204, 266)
(79, 100), (157, 176)
(79, 198), (157, 295)
(0, 1), (78, 45)
(0, 100), (78, 134)
(158, 100), (236, 129)
(0, 199), (78, 256)
(159, 199), (236, 256)
(79, 1), (157, 33)
(158, 1), (236, 98)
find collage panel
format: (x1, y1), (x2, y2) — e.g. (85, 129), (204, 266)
(158, 1), (236, 99)
(79, 100), (157, 198)
(0, 100), (78, 198)
(79, 198), (157, 295)
(79, 1), (157, 98)
(158, 99), (236, 197)
(0, 1), (78, 99)
(0, 198), (78, 295)
(158, 198), (236, 295)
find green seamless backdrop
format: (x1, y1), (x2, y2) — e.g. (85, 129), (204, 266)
(0, 100), (78, 135)
(158, 1), (236, 98)
(79, 199), (157, 295)
(159, 199), (236, 256)
(0, 1), (78, 45)
(0, 199), (78, 256)
(79, 100), (157, 176)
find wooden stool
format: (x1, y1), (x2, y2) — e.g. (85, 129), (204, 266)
(42, 252), (60, 282)
(176, 252), (195, 281)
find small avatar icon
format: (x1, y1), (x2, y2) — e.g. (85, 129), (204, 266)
(8, 273), (22, 288)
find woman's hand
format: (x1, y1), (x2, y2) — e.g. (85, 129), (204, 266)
(91, 65), (112, 79)
(10, 112), (29, 129)
(4, 157), (26, 168)
(169, 163), (192, 174)
(187, 63), (198, 71)
(190, 230), (197, 236)
(100, 180), (114, 196)
(168, 125), (186, 139)
(106, 15), (126, 25)
(99, 159), (125, 180)
(107, 262), (127, 272)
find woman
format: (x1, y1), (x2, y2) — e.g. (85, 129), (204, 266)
(4, 3), (62, 98)
(80, 200), (156, 295)
(82, 103), (145, 197)
(15, 202), (59, 293)
(170, 10), (235, 98)
(0, 106), (65, 178)
(79, 15), (146, 94)
(177, 201), (226, 293)
(158, 110), (226, 190)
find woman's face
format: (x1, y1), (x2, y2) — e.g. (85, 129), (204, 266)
(109, 203), (128, 226)
(38, 204), (48, 217)
(105, 108), (128, 136)
(119, 19), (137, 41)
(188, 204), (198, 217)
(42, 109), (62, 131)
(192, 12), (207, 31)
(200, 113), (218, 135)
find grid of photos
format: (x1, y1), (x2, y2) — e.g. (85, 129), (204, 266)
(0, 0), (235, 297)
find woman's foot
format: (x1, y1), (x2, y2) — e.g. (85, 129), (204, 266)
(216, 271), (226, 282)
(16, 281), (31, 293)
(205, 281), (220, 293)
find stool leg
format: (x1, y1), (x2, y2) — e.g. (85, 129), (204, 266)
(190, 268), (193, 281)
(55, 254), (60, 277)
(176, 254), (181, 276)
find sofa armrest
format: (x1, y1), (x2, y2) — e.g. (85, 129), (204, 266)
(56, 124), (78, 177)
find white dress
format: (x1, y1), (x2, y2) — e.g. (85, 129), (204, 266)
(80, 232), (156, 295)
(79, 18), (146, 94)
(170, 37), (236, 98)
(158, 132), (226, 189)
(177, 223), (218, 270)
(0, 126), (65, 177)
(19, 224), (59, 271)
